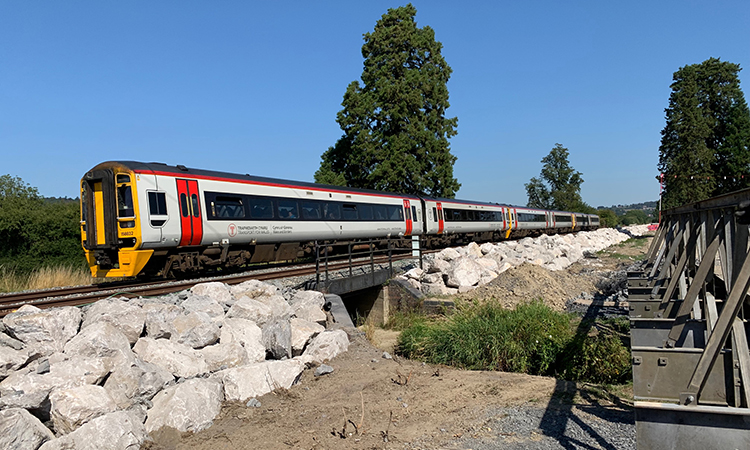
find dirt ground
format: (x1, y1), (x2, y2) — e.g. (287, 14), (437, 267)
(143, 236), (650, 450)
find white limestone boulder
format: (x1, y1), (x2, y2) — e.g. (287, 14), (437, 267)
(300, 330), (350, 365)
(225, 296), (274, 326)
(63, 322), (135, 372)
(170, 311), (220, 349)
(132, 338), (208, 379)
(104, 359), (173, 410)
(215, 359), (305, 402)
(0, 407), (55, 450)
(180, 294), (225, 323)
(262, 318), (292, 360)
(49, 385), (117, 435)
(427, 258), (451, 275)
(421, 282), (452, 297)
(422, 272), (444, 285)
(437, 247), (461, 261)
(480, 242), (496, 255)
(48, 354), (108, 386)
(190, 282), (234, 308)
(200, 341), (249, 372)
(141, 302), (182, 339)
(3, 305), (81, 356)
(466, 242), (483, 258)
(289, 291), (327, 325)
(219, 318), (265, 363)
(144, 378), (223, 434)
(0, 369), (61, 410)
(81, 298), (145, 345)
(290, 318), (324, 356)
(39, 410), (147, 450)
(445, 258), (482, 288)
(404, 267), (424, 280)
(0, 346), (28, 380)
(229, 279), (279, 300)
(254, 294), (294, 322)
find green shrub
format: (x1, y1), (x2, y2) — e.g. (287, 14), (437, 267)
(558, 318), (632, 384)
(396, 302), (633, 384)
(397, 300), (572, 375)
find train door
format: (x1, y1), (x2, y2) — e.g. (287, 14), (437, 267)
(82, 169), (118, 251)
(436, 202), (444, 234)
(176, 179), (203, 246)
(403, 199), (413, 236)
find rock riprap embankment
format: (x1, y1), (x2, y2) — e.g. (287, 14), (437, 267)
(400, 227), (644, 296)
(0, 280), (349, 450)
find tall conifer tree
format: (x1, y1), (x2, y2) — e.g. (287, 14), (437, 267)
(658, 58), (750, 208)
(314, 4), (460, 197)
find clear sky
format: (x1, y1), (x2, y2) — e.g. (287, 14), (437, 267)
(1, 1), (748, 207)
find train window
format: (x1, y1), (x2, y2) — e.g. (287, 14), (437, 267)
(214, 196), (244, 218)
(180, 194), (189, 217)
(301, 201), (321, 220)
(517, 213), (546, 222)
(116, 174), (131, 184)
(438, 209), (444, 221)
(411, 206), (417, 221)
(359, 204), (374, 220)
(387, 205), (403, 221)
(148, 192), (168, 216)
(373, 205), (387, 221)
(117, 185), (134, 218)
(323, 202), (341, 220)
(404, 206), (412, 221)
(278, 199), (298, 220)
(249, 197), (274, 219)
(191, 194), (200, 218)
(432, 207), (437, 222)
(554, 214), (569, 222)
(342, 204), (358, 220)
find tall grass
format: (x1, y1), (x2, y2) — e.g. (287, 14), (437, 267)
(0, 265), (93, 293)
(396, 301), (632, 384)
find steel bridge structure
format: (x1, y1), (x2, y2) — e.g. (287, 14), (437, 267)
(629, 188), (750, 448)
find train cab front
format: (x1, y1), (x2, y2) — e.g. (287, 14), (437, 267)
(80, 164), (153, 278)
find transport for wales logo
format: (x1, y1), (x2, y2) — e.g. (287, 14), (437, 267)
(228, 223), (237, 237)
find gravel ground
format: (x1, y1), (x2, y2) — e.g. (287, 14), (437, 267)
(444, 401), (635, 450)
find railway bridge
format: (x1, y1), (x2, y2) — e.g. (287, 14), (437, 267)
(629, 188), (750, 449)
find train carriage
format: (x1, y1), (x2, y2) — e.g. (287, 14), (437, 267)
(81, 161), (421, 278)
(81, 161), (601, 279)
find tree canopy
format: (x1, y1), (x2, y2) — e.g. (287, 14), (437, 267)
(314, 4), (460, 197)
(0, 175), (83, 273)
(658, 58), (750, 208)
(525, 144), (591, 212)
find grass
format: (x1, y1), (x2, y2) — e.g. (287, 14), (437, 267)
(0, 265), (93, 293)
(395, 301), (632, 384)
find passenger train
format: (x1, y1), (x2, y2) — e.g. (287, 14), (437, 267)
(80, 161), (600, 278)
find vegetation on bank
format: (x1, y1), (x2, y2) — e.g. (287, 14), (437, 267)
(395, 300), (632, 385)
(0, 175), (86, 290)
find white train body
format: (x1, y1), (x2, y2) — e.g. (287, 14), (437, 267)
(80, 161), (598, 278)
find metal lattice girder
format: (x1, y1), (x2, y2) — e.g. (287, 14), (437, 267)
(631, 188), (750, 449)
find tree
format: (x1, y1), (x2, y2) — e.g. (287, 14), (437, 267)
(525, 144), (590, 212)
(658, 58), (750, 208)
(314, 4), (460, 197)
(597, 209), (618, 228)
(0, 175), (84, 272)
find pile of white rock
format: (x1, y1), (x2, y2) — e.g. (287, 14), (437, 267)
(399, 228), (637, 296)
(0, 280), (349, 450)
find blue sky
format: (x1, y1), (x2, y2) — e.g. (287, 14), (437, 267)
(1, 1), (748, 208)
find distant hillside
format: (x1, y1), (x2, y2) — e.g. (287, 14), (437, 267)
(597, 201), (657, 216)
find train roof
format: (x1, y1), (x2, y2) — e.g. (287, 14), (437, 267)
(92, 161), (423, 200)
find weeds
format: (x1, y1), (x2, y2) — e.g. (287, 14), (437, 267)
(395, 301), (632, 384)
(0, 264), (92, 293)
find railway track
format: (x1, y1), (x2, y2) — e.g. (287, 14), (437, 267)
(0, 253), (418, 317)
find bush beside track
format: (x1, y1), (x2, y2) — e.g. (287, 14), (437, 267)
(395, 300), (632, 385)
